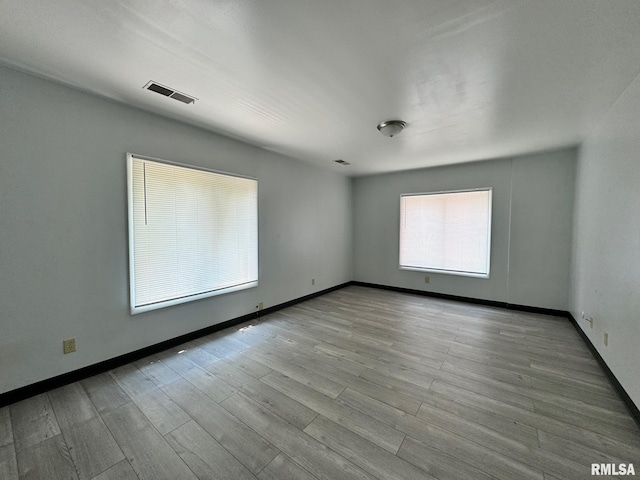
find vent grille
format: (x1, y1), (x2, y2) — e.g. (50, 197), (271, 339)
(169, 92), (194, 104)
(144, 81), (196, 105)
(334, 159), (351, 166)
(147, 83), (173, 96)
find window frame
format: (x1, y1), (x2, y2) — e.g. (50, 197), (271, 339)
(126, 153), (258, 314)
(399, 187), (493, 279)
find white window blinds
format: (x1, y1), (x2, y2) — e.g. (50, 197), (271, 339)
(127, 154), (258, 313)
(399, 189), (492, 277)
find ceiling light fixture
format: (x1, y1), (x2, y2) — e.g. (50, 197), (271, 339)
(377, 120), (406, 137)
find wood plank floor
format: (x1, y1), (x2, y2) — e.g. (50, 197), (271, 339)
(2, 286), (639, 479)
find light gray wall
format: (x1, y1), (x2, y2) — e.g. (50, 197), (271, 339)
(353, 149), (576, 310)
(570, 74), (640, 407)
(0, 66), (352, 394)
(508, 151), (575, 308)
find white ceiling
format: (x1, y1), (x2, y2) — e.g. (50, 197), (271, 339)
(1, 1), (640, 176)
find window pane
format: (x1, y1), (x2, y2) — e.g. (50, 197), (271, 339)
(128, 155), (258, 313)
(400, 189), (491, 277)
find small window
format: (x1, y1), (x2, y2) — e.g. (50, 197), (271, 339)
(127, 154), (258, 314)
(399, 188), (492, 278)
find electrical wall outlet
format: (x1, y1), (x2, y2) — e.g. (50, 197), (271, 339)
(424, 276), (430, 284)
(63, 338), (76, 354)
(257, 302), (264, 311)
(312, 278), (315, 285)
(604, 332), (608, 346)
(587, 317), (594, 329)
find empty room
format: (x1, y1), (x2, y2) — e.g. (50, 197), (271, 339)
(1, 1), (639, 479)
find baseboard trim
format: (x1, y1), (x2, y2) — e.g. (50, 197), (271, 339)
(0, 282), (350, 408)
(351, 281), (568, 317)
(4, 280), (639, 430)
(258, 282), (350, 317)
(566, 313), (640, 429)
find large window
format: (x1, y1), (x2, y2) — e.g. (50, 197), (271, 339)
(399, 188), (492, 278)
(127, 154), (258, 314)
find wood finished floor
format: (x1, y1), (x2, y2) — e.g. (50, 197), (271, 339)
(2, 286), (639, 480)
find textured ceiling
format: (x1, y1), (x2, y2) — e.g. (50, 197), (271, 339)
(1, 0), (640, 176)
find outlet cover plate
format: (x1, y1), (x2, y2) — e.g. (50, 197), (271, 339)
(63, 338), (76, 354)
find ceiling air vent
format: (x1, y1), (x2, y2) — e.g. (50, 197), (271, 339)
(144, 81), (197, 105)
(334, 159), (351, 166)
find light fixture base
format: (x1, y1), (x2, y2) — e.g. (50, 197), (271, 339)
(377, 120), (407, 137)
